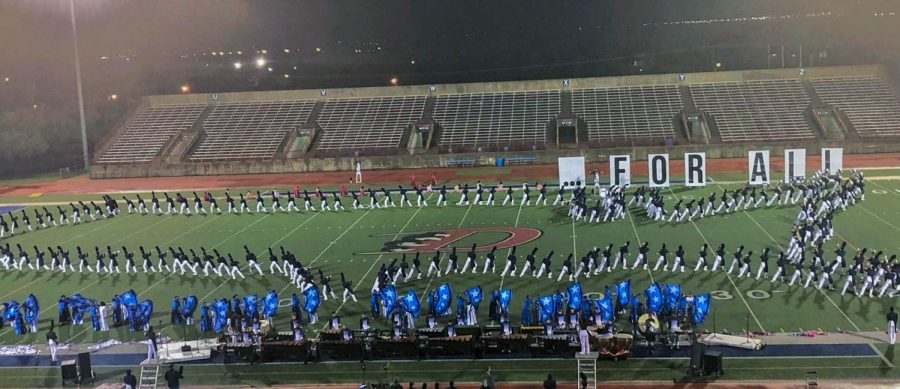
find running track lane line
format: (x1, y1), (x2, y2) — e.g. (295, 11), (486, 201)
(667, 187), (765, 333)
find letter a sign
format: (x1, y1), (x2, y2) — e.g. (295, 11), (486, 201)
(748, 150), (770, 185)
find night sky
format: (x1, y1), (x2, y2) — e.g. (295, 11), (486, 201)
(1, 0), (899, 96)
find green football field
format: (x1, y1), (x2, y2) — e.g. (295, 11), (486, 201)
(0, 175), (898, 386)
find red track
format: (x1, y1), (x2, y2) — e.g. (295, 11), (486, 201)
(2, 153), (899, 198)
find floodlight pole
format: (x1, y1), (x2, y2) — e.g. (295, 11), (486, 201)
(69, 0), (90, 172)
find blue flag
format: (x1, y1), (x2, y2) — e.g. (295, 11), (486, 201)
(466, 287), (483, 310)
(181, 296), (198, 318)
(120, 290), (138, 307)
(243, 295), (259, 318)
(567, 283), (582, 310)
(140, 300), (154, 324)
(645, 283), (663, 314)
(263, 291), (278, 318)
(595, 292), (614, 323)
(402, 290), (420, 318)
(381, 285), (398, 315)
(303, 287), (320, 314)
(498, 290), (512, 313)
(663, 284), (682, 314)
(24, 295), (39, 326)
(435, 284), (452, 316)
(694, 294), (711, 324)
(213, 299), (228, 332)
(616, 279), (631, 308)
(538, 295), (554, 324)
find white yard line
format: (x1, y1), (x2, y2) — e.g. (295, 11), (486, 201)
(856, 204), (900, 233)
(1, 213), (224, 339)
(498, 200), (526, 291)
(330, 195), (434, 318)
(624, 205), (654, 285)
(667, 187), (764, 332)
(306, 209), (374, 267)
(61, 214), (249, 343)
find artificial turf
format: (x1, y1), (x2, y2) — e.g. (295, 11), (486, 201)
(0, 175), (898, 386)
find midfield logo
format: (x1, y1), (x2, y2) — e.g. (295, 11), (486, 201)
(361, 227), (543, 255)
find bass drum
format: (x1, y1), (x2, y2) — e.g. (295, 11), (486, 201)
(638, 314), (661, 336)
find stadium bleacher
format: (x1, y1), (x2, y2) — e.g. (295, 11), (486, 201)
(810, 76), (900, 138)
(571, 85), (682, 143)
(189, 100), (315, 161)
(314, 96), (427, 150)
(97, 104), (206, 163)
(689, 80), (815, 142)
(433, 91), (560, 148)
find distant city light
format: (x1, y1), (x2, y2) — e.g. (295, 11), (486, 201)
(283, 74), (290, 79)
(410, 60), (416, 64)
(716, 62), (722, 68)
(233, 61), (243, 69)
(33, 104), (38, 109)
(283, 49), (290, 54)
(236, 51), (242, 55)
(180, 85), (190, 93)
(261, 49), (268, 54)
(255, 57), (267, 68)
(390, 77), (399, 85)
(3, 77), (8, 82)
(109, 94), (118, 101)
(315, 47), (322, 53)
(267, 67), (273, 72)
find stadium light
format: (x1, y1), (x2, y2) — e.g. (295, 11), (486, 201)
(255, 57), (267, 68)
(233, 61), (242, 70)
(390, 77), (399, 86)
(180, 85), (190, 93)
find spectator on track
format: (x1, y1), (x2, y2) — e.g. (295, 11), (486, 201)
(123, 369), (137, 389)
(543, 374), (557, 389)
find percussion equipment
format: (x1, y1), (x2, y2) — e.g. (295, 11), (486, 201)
(614, 334), (633, 352)
(593, 334), (614, 353)
(638, 314), (661, 335)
